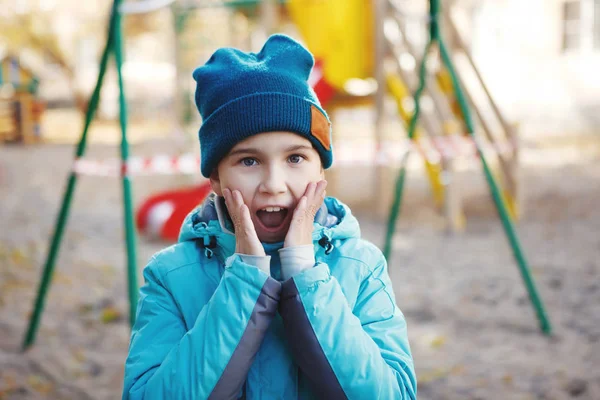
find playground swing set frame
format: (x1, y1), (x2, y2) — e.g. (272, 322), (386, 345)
(22, 0), (551, 351)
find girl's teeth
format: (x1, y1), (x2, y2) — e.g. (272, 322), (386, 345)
(263, 207), (282, 212)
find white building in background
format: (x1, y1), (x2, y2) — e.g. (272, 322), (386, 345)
(464, 0), (600, 137)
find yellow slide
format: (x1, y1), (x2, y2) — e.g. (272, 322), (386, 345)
(286, 0), (374, 90)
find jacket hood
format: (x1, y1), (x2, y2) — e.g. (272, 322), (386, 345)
(178, 193), (360, 261)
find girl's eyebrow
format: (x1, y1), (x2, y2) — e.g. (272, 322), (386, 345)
(227, 147), (262, 158)
(285, 144), (313, 152)
(228, 144), (313, 157)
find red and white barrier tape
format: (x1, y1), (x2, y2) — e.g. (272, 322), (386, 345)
(73, 153), (201, 177)
(72, 136), (515, 177)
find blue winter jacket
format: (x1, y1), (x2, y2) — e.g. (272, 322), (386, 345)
(122, 195), (416, 399)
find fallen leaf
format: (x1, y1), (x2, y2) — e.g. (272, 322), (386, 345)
(11, 248), (27, 265)
(53, 272), (73, 285)
(26, 374), (53, 395)
(78, 304), (94, 314)
(2, 373), (18, 390)
(430, 335), (446, 349)
(101, 306), (123, 323)
(72, 348), (87, 362)
(418, 368), (450, 383)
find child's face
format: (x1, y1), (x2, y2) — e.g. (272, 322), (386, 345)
(210, 131), (325, 243)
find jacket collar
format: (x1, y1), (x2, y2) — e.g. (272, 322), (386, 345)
(178, 193), (361, 262)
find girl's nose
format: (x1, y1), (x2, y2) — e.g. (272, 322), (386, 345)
(259, 167), (287, 195)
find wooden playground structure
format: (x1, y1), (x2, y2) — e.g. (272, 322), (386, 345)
(0, 55), (45, 144)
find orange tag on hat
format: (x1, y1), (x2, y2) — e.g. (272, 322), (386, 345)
(311, 105), (331, 150)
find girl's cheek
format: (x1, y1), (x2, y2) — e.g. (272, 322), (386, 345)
(294, 182), (311, 198)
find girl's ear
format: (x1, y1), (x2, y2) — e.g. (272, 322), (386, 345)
(209, 170), (223, 196)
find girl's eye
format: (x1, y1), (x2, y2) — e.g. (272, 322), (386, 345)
(288, 154), (304, 164)
(241, 158), (257, 167)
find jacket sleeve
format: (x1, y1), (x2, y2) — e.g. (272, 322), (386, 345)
(122, 254), (281, 400)
(278, 251), (416, 399)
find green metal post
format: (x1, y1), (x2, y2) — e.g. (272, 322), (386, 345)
(383, 40), (432, 259)
(384, 0), (551, 335)
(437, 36), (551, 335)
(22, 5), (119, 350)
(113, 2), (139, 326)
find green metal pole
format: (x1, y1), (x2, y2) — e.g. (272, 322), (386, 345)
(383, 0), (551, 335)
(383, 42), (434, 260)
(113, 1), (139, 327)
(437, 40), (551, 335)
(22, 6), (118, 350)
(431, 0), (551, 335)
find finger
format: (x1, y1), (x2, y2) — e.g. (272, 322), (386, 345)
(315, 180), (327, 199)
(304, 182), (317, 199)
(305, 181), (327, 216)
(240, 204), (257, 236)
(239, 203), (252, 232)
(240, 203), (264, 255)
(292, 196), (308, 225)
(240, 203), (252, 223)
(231, 210), (243, 233)
(223, 188), (239, 226)
(223, 188), (232, 205)
(232, 189), (241, 205)
(233, 191), (246, 228)
(226, 190), (244, 230)
(234, 192), (256, 232)
(306, 203), (319, 218)
(233, 190), (247, 212)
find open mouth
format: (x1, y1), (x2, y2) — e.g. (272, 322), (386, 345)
(255, 206), (289, 232)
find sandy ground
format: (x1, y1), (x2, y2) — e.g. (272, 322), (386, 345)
(1, 130), (599, 399)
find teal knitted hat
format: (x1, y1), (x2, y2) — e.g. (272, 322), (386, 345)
(192, 34), (333, 177)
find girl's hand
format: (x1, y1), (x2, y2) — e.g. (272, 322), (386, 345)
(284, 180), (327, 248)
(223, 188), (265, 256)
